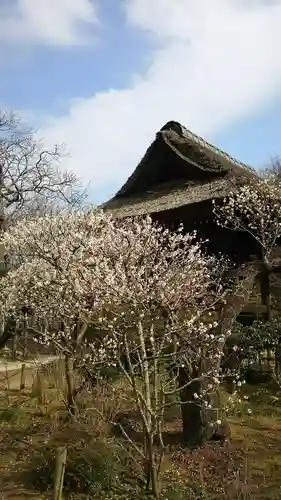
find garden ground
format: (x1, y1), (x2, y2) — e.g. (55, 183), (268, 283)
(1, 363), (281, 500)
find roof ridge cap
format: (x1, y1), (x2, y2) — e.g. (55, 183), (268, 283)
(160, 121), (255, 174)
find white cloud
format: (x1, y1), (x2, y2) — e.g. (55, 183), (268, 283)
(40, 0), (281, 201)
(0, 0), (98, 47)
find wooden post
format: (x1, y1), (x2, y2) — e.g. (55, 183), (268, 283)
(53, 447), (67, 500)
(34, 371), (44, 405)
(260, 254), (273, 322)
(260, 259), (272, 368)
(64, 355), (76, 416)
(20, 363), (26, 390)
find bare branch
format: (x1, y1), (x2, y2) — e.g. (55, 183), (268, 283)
(0, 109), (87, 227)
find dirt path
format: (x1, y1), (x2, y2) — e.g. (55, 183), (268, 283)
(0, 355), (58, 372)
(0, 356), (58, 391)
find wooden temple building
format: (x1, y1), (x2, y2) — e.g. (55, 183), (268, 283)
(103, 120), (279, 324)
(103, 120), (259, 264)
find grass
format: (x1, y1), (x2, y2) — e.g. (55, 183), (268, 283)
(1, 365), (281, 499)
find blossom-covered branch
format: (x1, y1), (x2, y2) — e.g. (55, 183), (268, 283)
(213, 178), (281, 261)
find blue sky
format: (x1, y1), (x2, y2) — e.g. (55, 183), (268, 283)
(0, 1), (151, 114)
(1, 0), (281, 204)
(217, 100), (281, 169)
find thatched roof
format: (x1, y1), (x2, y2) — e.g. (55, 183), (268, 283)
(103, 120), (257, 217)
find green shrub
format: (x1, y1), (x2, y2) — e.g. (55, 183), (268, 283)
(25, 439), (127, 495)
(0, 404), (26, 424)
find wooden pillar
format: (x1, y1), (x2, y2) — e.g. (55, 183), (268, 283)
(259, 253), (272, 369)
(260, 255), (272, 322)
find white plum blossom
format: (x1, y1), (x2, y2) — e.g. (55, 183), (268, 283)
(0, 209), (234, 492)
(0, 211), (231, 398)
(0, 210), (231, 418)
(213, 178), (281, 260)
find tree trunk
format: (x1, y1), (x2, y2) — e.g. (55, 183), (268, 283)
(0, 321), (14, 350)
(179, 362), (222, 447)
(145, 432), (159, 500)
(179, 368), (205, 446)
(64, 355), (76, 416)
(22, 328), (28, 359)
(12, 333), (18, 361)
(275, 340), (281, 378)
(179, 265), (257, 447)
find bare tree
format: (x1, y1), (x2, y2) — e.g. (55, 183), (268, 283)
(0, 110), (86, 229)
(261, 156), (281, 184)
(0, 110), (88, 353)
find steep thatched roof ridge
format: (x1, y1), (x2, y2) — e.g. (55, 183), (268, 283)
(113, 120), (255, 200)
(102, 120), (257, 218)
